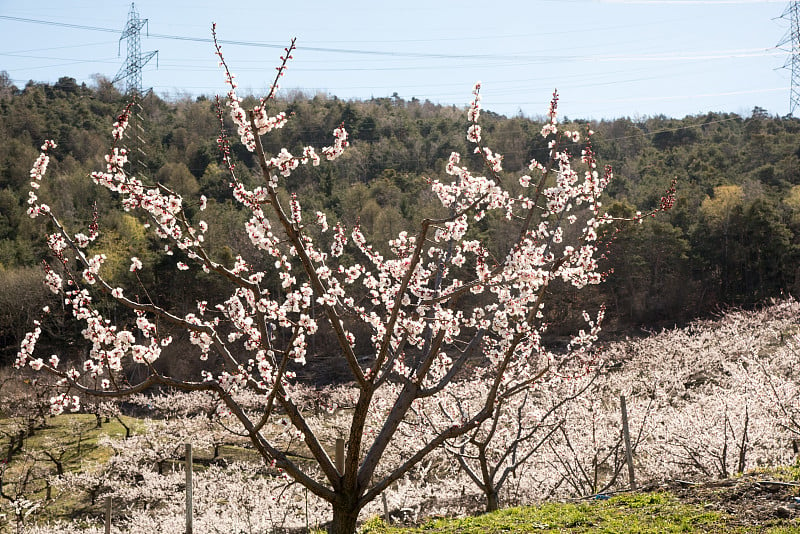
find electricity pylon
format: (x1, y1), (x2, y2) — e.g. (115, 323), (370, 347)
(779, 1), (800, 116)
(112, 3), (157, 181)
(112, 3), (158, 96)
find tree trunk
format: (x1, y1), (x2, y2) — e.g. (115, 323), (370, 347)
(485, 488), (500, 513)
(114, 415), (131, 439)
(329, 502), (359, 534)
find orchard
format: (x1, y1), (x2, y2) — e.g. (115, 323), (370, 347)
(15, 25), (800, 534)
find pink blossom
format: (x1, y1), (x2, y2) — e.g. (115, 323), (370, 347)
(321, 126), (349, 161)
(130, 257), (143, 272)
(467, 124), (481, 143)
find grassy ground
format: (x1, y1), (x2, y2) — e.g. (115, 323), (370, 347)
(359, 492), (800, 533)
(0, 412), (273, 527)
(0, 414), (141, 520)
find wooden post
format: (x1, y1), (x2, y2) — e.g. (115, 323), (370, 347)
(335, 438), (345, 476)
(620, 395), (637, 490)
(382, 492), (390, 524)
(104, 496), (112, 534)
(185, 443), (193, 534)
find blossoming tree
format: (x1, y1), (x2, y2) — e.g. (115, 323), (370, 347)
(14, 28), (669, 532)
(439, 367), (600, 511)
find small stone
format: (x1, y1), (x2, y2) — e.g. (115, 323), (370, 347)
(776, 505), (793, 518)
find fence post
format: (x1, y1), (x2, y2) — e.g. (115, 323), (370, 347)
(185, 442), (193, 534)
(104, 496), (112, 534)
(335, 438), (345, 476)
(382, 492), (390, 524)
(620, 395), (637, 490)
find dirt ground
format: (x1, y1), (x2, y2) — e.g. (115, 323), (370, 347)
(661, 474), (800, 528)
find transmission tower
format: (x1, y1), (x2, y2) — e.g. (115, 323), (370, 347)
(112, 3), (158, 96)
(112, 4), (158, 181)
(779, 1), (800, 116)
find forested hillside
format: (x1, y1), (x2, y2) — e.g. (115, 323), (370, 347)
(1, 72), (798, 369)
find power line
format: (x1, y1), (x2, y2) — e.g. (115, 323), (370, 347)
(2, 41), (117, 54)
(0, 15), (120, 34)
(0, 14), (782, 63)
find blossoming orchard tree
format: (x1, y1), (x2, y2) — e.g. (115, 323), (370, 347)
(438, 365), (601, 511)
(16, 29), (672, 533)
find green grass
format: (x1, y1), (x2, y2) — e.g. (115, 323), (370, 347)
(0, 412), (278, 525)
(1, 414), (143, 518)
(359, 493), (800, 533)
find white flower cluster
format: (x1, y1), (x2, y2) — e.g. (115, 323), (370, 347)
(26, 140), (56, 218)
(321, 126), (349, 160)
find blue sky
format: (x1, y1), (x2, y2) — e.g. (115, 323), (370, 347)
(0, 0), (789, 120)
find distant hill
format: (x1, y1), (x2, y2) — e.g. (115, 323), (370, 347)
(1, 73), (799, 370)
